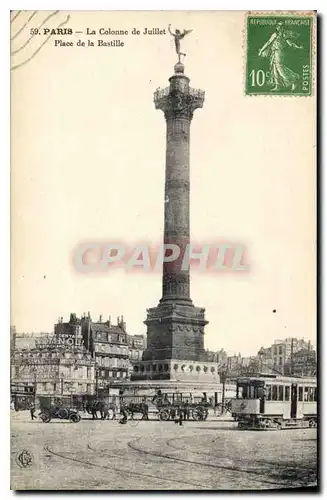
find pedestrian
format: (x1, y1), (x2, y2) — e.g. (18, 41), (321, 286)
(30, 401), (36, 420)
(183, 400), (191, 420)
(119, 402), (128, 424)
(178, 406), (183, 426)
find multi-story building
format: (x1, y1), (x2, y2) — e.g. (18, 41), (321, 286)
(127, 334), (146, 359)
(77, 313), (130, 391)
(11, 328), (96, 405)
(270, 338), (313, 375)
(206, 348), (227, 366)
(284, 347), (316, 377)
(127, 334), (147, 378)
(128, 334), (146, 351)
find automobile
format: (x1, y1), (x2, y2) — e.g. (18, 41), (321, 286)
(39, 405), (81, 423)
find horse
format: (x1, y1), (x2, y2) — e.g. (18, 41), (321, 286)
(86, 400), (117, 420)
(125, 402), (149, 420)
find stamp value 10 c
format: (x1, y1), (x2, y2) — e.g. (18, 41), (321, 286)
(246, 15), (314, 96)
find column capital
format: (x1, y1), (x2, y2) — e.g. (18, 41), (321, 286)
(154, 73), (205, 121)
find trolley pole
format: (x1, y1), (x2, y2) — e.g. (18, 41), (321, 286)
(290, 338), (294, 376)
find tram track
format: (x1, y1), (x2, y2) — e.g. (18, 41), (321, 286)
(166, 436), (312, 482)
(44, 444), (209, 489)
(127, 437), (293, 487)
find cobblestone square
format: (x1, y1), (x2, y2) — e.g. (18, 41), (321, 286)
(11, 411), (317, 490)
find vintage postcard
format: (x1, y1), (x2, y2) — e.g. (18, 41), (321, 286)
(10, 10), (317, 491)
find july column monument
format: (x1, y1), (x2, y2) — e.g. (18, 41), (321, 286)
(131, 28), (219, 390)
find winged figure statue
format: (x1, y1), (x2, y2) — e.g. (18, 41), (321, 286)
(168, 24), (193, 62)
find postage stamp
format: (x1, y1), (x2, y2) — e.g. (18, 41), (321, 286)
(245, 14), (314, 96)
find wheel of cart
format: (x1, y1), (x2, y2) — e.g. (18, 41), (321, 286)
(69, 412), (81, 423)
(192, 406), (208, 421)
(159, 408), (171, 421)
(39, 411), (51, 423)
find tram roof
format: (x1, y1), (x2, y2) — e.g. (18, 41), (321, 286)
(236, 374), (316, 384)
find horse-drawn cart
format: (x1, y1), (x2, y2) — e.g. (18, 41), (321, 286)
(153, 391), (210, 421)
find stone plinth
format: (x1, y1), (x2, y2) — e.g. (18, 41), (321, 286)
(131, 358), (220, 384)
(143, 302), (207, 361)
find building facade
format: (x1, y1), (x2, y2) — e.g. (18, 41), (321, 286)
(11, 333), (96, 402)
(78, 313), (130, 390)
(270, 338), (313, 375)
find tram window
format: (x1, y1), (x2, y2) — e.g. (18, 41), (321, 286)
(237, 385), (247, 398)
(272, 386), (278, 401)
(278, 386), (284, 401)
(304, 387), (309, 402)
(308, 387), (315, 402)
(285, 386), (290, 401)
(266, 385), (272, 401)
(298, 386), (303, 401)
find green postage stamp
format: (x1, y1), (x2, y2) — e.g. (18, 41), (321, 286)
(245, 14), (314, 96)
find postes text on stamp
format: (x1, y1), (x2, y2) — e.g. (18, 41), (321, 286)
(245, 14), (314, 96)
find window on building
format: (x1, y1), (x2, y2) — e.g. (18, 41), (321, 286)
(112, 371), (117, 378)
(87, 366), (92, 378)
(285, 386), (290, 401)
(279, 346), (283, 355)
(87, 384), (92, 394)
(53, 383), (57, 392)
(101, 370), (105, 377)
(274, 346), (278, 355)
(304, 387), (309, 402)
(78, 383), (83, 391)
(272, 386), (278, 401)
(278, 386), (284, 401)
(279, 357), (283, 365)
(298, 386), (303, 402)
(266, 385), (272, 401)
(152, 365), (157, 371)
(42, 382), (47, 392)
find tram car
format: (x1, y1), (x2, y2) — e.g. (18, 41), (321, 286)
(231, 374), (317, 430)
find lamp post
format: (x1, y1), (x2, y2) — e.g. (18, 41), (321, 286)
(95, 364), (99, 398)
(31, 367), (37, 402)
(60, 372), (64, 395)
(219, 363), (228, 415)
